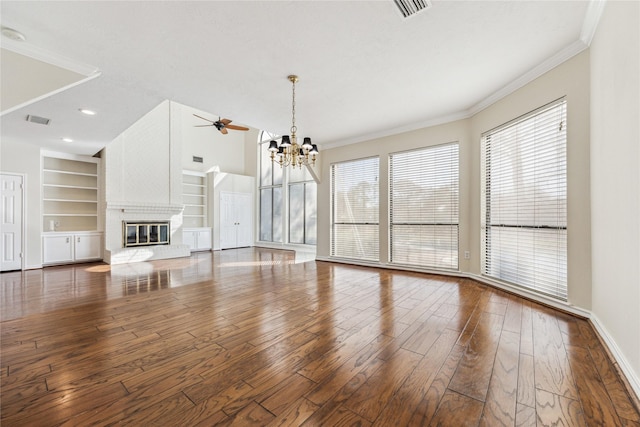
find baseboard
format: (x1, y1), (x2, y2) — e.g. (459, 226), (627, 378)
(590, 314), (640, 402)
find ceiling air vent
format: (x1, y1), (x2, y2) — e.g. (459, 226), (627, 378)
(393, 0), (431, 18)
(26, 115), (51, 125)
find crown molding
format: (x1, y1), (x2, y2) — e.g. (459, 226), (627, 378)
(320, 110), (471, 150)
(467, 39), (588, 117)
(1, 38), (100, 76)
(580, 0), (607, 46)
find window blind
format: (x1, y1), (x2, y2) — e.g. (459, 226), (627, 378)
(390, 143), (459, 269)
(331, 157), (379, 261)
(482, 99), (567, 299)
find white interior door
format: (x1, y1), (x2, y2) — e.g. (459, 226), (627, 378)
(220, 191), (253, 249)
(220, 192), (237, 249)
(236, 193), (253, 247)
(1, 174), (24, 271)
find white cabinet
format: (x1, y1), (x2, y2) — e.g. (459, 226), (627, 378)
(220, 192), (253, 249)
(74, 233), (102, 261)
(43, 232), (102, 265)
(43, 234), (74, 264)
(183, 227), (212, 252)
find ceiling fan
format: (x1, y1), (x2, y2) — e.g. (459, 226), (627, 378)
(193, 114), (249, 135)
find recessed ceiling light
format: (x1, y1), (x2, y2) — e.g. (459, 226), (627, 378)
(62, 137), (73, 143)
(1, 27), (26, 42)
(79, 108), (96, 116)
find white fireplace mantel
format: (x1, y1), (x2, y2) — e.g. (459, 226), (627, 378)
(106, 201), (184, 214)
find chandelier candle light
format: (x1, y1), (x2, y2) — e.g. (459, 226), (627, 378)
(268, 75), (319, 169)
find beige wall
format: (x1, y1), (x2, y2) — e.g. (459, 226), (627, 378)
(470, 51), (592, 309)
(0, 138), (43, 268)
(317, 49), (591, 310)
(590, 0), (640, 390)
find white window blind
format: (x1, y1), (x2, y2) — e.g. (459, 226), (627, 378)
(482, 98), (567, 299)
(331, 157), (379, 261)
(390, 143), (459, 269)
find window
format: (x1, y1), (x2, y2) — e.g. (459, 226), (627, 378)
(259, 131), (283, 242)
(289, 166), (317, 245)
(258, 130), (317, 245)
(390, 143), (459, 269)
(331, 157), (379, 261)
(481, 99), (567, 299)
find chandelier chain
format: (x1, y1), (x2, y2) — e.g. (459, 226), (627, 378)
(291, 78), (297, 134)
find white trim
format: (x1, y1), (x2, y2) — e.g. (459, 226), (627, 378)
(320, 110), (470, 150)
(1, 71), (102, 117)
(580, 0), (607, 46)
(106, 201), (184, 215)
(1, 38), (99, 76)
(467, 40), (587, 117)
(0, 172), (27, 271)
(590, 313), (640, 400)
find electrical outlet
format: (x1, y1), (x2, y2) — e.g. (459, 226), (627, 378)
(464, 251), (470, 259)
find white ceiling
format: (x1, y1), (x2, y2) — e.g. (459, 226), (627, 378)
(0, 1), (597, 156)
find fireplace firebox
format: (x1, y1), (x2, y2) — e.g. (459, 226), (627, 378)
(123, 221), (170, 248)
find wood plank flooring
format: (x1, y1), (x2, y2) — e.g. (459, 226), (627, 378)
(1, 248), (638, 426)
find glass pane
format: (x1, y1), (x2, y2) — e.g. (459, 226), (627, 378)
(159, 225), (168, 243)
(260, 189), (272, 241)
(127, 225), (137, 245)
(289, 183), (304, 244)
(138, 225), (148, 244)
(305, 183), (317, 245)
(149, 225), (159, 243)
(260, 144), (273, 187)
(273, 187), (283, 242)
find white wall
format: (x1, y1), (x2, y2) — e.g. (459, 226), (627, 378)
(0, 138), (43, 268)
(103, 100), (188, 262)
(590, 0), (640, 392)
(179, 102), (249, 175)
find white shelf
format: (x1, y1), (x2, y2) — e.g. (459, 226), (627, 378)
(42, 152), (100, 232)
(43, 198), (97, 203)
(43, 213), (98, 217)
(43, 169), (97, 178)
(183, 171), (207, 228)
(43, 184), (98, 190)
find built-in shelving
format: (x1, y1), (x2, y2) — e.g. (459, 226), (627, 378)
(182, 171), (207, 228)
(42, 152), (100, 232)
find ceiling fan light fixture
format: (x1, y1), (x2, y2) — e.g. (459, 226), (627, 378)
(268, 74), (319, 169)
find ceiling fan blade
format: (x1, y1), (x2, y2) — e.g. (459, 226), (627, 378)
(220, 127), (229, 135)
(193, 114), (214, 123)
(225, 124), (250, 131)
(220, 118), (232, 125)
(194, 124), (214, 127)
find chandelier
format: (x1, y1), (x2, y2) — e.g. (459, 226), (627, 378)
(268, 75), (318, 168)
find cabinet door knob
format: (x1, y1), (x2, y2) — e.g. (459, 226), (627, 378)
(77, 237), (81, 243)
(66, 237), (70, 243)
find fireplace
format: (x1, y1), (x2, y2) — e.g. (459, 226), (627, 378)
(123, 221), (170, 248)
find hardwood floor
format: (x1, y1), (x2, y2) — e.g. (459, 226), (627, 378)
(1, 248), (638, 426)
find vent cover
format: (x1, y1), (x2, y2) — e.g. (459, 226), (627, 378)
(192, 156), (203, 163)
(393, 0), (431, 18)
(26, 115), (51, 125)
